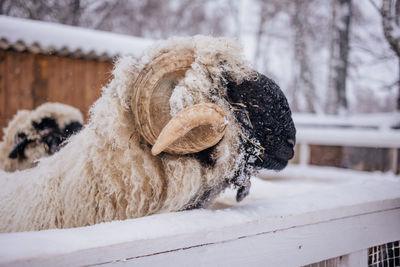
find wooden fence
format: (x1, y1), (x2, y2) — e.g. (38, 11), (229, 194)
(0, 50), (113, 138)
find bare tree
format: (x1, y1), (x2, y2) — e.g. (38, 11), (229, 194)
(291, 0), (317, 113)
(382, 0), (400, 110)
(91, 0), (122, 30)
(1, 0), (84, 25)
(70, 0), (81, 26)
(228, 0), (241, 38)
(380, 0), (400, 57)
(368, 0), (400, 110)
(254, 1), (268, 71)
(0, 0), (12, 14)
(253, 0), (288, 72)
(327, 0), (353, 114)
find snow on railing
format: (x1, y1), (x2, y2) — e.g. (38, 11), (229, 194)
(293, 112), (400, 130)
(0, 167), (399, 267)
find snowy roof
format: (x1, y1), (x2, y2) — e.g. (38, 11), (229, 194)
(0, 15), (154, 61)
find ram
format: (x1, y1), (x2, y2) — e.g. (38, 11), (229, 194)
(0, 102), (83, 172)
(0, 36), (295, 233)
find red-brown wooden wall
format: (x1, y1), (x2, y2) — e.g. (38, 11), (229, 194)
(0, 50), (113, 138)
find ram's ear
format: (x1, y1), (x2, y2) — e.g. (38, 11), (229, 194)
(8, 133), (30, 159)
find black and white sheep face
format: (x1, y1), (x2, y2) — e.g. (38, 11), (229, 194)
(226, 73), (296, 171)
(8, 117), (83, 160)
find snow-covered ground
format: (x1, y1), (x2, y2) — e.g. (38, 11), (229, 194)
(0, 165), (398, 266)
(215, 165), (400, 208)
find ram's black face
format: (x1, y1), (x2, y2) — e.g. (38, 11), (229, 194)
(226, 73), (296, 171)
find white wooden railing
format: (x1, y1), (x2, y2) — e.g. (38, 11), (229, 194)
(293, 113), (400, 173)
(296, 127), (400, 172)
(0, 166), (399, 267)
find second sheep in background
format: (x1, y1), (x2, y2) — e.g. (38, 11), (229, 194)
(0, 102), (83, 172)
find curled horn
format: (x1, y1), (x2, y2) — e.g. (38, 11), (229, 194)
(151, 103), (227, 156)
(131, 50), (227, 155)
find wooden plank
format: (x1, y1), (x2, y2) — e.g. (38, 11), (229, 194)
(398, 149), (400, 174)
(69, 56), (81, 107)
(79, 58), (91, 118)
(0, 50), (112, 140)
(0, 51), (35, 138)
(48, 55), (64, 104)
(391, 148), (398, 174)
(83, 59), (97, 119)
(0, 117), (9, 137)
(44, 54), (57, 106)
(310, 145), (343, 168)
(32, 54), (49, 107)
(62, 56), (75, 106)
(75, 58), (91, 114)
(0, 50), (112, 131)
(57, 55), (69, 104)
(0, 50), (7, 137)
(57, 56), (72, 104)
(82, 59), (111, 119)
(112, 209), (399, 267)
(4, 51), (21, 117)
(16, 51), (35, 110)
(82, 59), (92, 119)
(2, 207), (398, 267)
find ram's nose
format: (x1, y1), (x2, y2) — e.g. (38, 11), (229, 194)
(275, 138), (295, 161)
(285, 147), (295, 161)
(287, 138), (296, 158)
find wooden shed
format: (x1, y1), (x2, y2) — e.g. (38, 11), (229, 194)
(0, 15), (152, 138)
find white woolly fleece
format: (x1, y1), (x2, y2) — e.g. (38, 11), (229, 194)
(0, 36), (255, 233)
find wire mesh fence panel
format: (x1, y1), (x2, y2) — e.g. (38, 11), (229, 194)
(368, 241), (400, 267)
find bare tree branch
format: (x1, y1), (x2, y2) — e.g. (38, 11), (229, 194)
(0, 0), (9, 14)
(71, 0), (81, 26)
(327, 0), (353, 114)
(368, 0), (381, 13)
(93, 0), (121, 30)
(380, 0), (400, 110)
(382, 0), (400, 57)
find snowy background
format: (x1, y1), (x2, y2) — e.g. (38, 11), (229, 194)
(0, 0), (398, 114)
